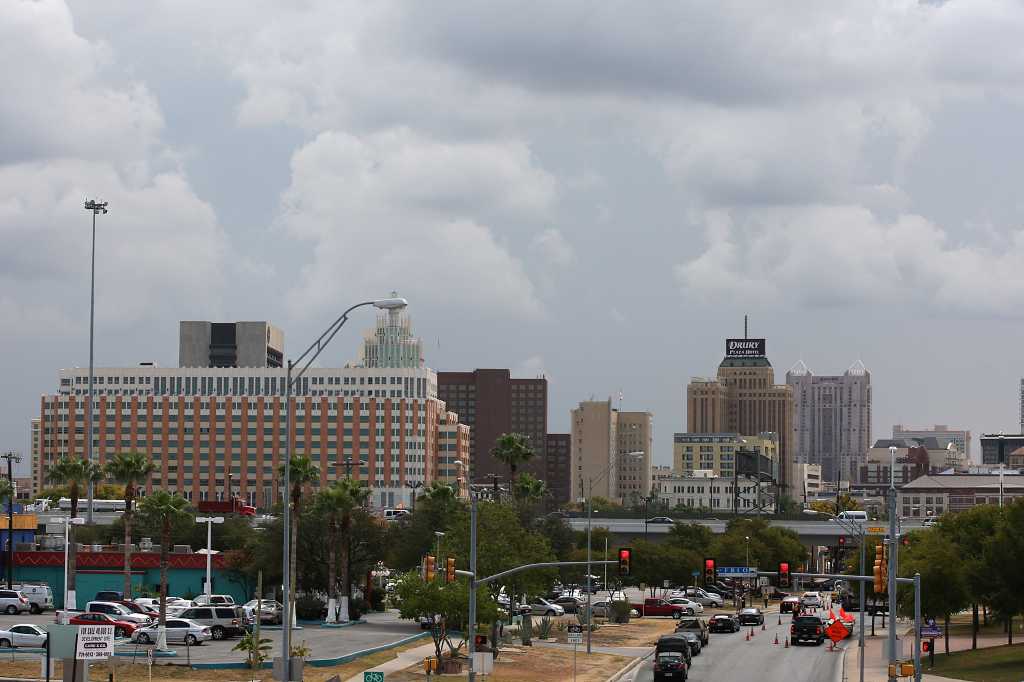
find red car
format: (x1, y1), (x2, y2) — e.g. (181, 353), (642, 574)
(68, 612), (138, 638)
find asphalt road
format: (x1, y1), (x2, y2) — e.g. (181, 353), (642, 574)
(623, 613), (849, 682)
(0, 609), (423, 663)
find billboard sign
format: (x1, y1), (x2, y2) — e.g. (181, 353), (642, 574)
(726, 338), (766, 357)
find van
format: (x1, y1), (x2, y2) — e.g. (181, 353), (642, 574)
(836, 510), (868, 521)
(12, 584), (53, 614)
(383, 508), (411, 522)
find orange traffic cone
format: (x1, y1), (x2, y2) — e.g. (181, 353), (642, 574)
(785, 637), (790, 648)
(745, 631), (750, 641)
(762, 623), (766, 631)
(750, 627), (755, 637)
(778, 614), (782, 625)
(829, 640), (835, 652)
(773, 634), (779, 645)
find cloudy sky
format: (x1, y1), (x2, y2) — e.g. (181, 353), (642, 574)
(5, 0), (1024, 475)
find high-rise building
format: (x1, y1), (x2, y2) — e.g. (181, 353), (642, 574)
(892, 425), (970, 460)
(616, 411), (653, 505)
(981, 434), (1024, 466)
(569, 400), (653, 502)
(672, 432), (778, 479)
(544, 433), (571, 504)
(786, 360), (872, 485)
(38, 308), (468, 510)
(686, 335), (794, 491)
(1019, 379), (1023, 432)
(179, 321), (284, 368)
(29, 417), (40, 499)
(436, 370), (548, 485)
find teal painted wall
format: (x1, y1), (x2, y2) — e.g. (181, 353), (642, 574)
(14, 566), (249, 608)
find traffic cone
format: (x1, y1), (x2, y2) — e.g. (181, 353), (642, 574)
(773, 634), (779, 645)
(778, 614), (782, 625)
(829, 640), (835, 652)
(750, 627), (755, 637)
(785, 637), (790, 648)
(745, 631), (750, 641)
(762, 623), (766, 631)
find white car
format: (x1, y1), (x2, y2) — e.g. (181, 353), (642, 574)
(529, 597), (564, 617)
(0, 590), (31, 615)
(0, 624), (47, 648)
(134, 597), (189, 609)
(683, 588), (724, 607)
(666, 597), (704, 615)
(192, 594), (235, 607)
(85, 601), (153, 625)
(801, 591), (822, 608)
(242, 599), (283, 625)
(131, 618), (211, 646)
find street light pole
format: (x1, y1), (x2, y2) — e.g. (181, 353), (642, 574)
(2, 451), (21, 589)
(279, 296), (407, 682)
(83, 199), (107, 526)
(888, 445), (898, 681)
(60, 517), (84, 612)
(196, 516), (224, 596)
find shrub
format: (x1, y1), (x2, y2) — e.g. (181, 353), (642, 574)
(610, 600), (631, 624)
(536, 617), (553, 639)
(295, 595), (325, 620)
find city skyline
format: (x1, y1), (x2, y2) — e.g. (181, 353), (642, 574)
(7, 2), (1024, 475)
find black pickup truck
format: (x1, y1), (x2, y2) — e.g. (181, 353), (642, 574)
(790, 615), (826, 646)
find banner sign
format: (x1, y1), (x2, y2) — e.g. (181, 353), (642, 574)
(75, 625), (114, 660)
(726, 338), (766, 357)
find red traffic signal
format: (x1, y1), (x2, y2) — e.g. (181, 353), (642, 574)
(922, 640), (930, 653)
(704, 558), (716, 584)
(618, 548), (632, 576)
(838, 536), (846, 546)
(778, 562), (791, 588)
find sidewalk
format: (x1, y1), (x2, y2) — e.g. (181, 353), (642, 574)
(344, 642), (438, 682)
(852, 621), (963, 682)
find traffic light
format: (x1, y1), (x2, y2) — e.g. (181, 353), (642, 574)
(838, 536), (846, 547)
(618, 548), (632, 576)
(873, 545), (885, 594)
(445, 557), (456, 583)
(704, 558), (716, 585)
(778, 562), (791, 588)
(922, 640), (931, 653)
(424, 554), (436, 582)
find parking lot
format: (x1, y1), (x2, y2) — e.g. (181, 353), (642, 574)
(0, 609), (424, 664)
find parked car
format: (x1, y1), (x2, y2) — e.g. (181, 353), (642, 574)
(674, 617), (710, 646)
(132, 618), (211, 646)
(85, 601), (153, 625)
(589, 601), (613, 618)
(93, 591), (125, 602)
(647, 516), (675, 524)
(134, 597), (188, 609)
(653, 650), (688, 681)
(177, 606), (247, 640)
(383, 508), (411, 522)
(11, 584), (54, 614)
(666, 598), (703, 615)
(683, 588), (724, 608)
(241, 599), (284, 625)
(528, 597), (564, 617)
(738, 608), (764, 626)
(0, 624), (48, 648)
(791, 615), (826, 645)
(780, 596), (801, 613)
(0, 590), (31, 615)
(68, 612), (137, 638)
(676, 631), (703, 656)
(711, 582), (735, 599)
(631, 598), (688, 619)
(707, 613), (740, 633)
(192, 594), (236, 607)
(116, 600), (159, 618)
(553, 595), (584, 614)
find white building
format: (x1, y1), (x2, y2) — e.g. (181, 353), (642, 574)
(786, 360), (872, 485)
(892, 424), (971, 461)
(653, 471), (775, 513)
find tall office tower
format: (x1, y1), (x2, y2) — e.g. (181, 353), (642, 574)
(570, 400), (617, 501)
(616, 411), (653, 504)
(436, 370), (548, 485)
(545, 433), (571, 504)
(892, 424), (970, 460)
(786, 360), (872, 484)
(686, 335), (794, 491)
(179, 321), (284, 368)
(38, 310), (468, 510)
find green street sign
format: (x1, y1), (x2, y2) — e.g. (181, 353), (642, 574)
(364, 672), (385, 682)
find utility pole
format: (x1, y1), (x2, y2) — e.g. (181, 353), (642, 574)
(467, 494), (478, 682)
(888, 446), (898, 681)
(2, 451), (21, 589)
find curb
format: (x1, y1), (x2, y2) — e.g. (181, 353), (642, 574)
(190, 630), (431, 670)
(321, 619), (368, 628)
(606, 649), (653, 682)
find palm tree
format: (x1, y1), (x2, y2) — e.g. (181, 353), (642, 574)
(314, 479), (371, 622)
(420, 481), (457, 504)
(279, 456), (319, 625)
(104, 452), (156, 599)
(46, 457), (103, 609)
(491, 433), (534, 494)
(512, 473), (548, 524)
(137, 491), (191, 650)
(0, 479), (12, 509)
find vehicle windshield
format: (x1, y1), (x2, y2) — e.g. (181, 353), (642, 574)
(795, 616), (823, 625)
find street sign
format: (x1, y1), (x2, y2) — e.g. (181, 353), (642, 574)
(567, 623), (583, 645)
(663, 580), (670, 588)
(75, 625), (114, 660)
(717, 566), (757, 577)
(826, 619), (850, 643)
(363, 672), (385, 682)
(921, 618), (942, 638)
(691, 570), (699, 577)
(866, 526), (887, 535)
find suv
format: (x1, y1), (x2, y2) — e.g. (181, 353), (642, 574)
(791, 615), (826, 645)
(94, 591), (125, 602)
(178, 606), (247, 640)
(0, 590), (30, 615)
(11, 585), (53, 614)
(85, 601), (153, 625)
(674, 617), (709, 646)
(192, 594), (236, 607)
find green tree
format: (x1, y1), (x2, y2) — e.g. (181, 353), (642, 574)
(666, 523), (714, 554)
(46, 457), (103, 606)
(137, 491), (192, 649)
(104, 452), (156, 598)
(939, 505), (1003, 649)
(280, 455), (319, 622)
(0, 479), (12, 510)
(421, 481), (458, 504)
(491, 433), (535, 486)
(313, 479), (371, 622)
(396, 571), (498, 660)
(386, 488), (465, 571)
(982, 500), (1024, 644)
(629, 540), (701, 596)
(897, 529), (970, 654)
(512, 473), (548, 525)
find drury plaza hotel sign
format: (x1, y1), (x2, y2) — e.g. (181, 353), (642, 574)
(726, 338), (766, 357)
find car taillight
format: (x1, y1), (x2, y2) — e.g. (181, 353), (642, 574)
(790, 625), (795, 634)
(232, 619), (239, 625)
(202, 628), (211, 634)
(20, 597), (28, 603)
(816, 627), (822, 634)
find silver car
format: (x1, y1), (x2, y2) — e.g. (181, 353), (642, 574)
(0, 590), (31, 615)
(529, 597), (564, 617)
(131, 618), (211, 646)
(0, 624), (47, 648)
(242, 599), (283, 625)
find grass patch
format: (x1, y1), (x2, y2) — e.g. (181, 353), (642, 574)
(928, 642), (1024, 682)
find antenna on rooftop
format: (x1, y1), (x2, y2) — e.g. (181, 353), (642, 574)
(744, 314), (748, 339)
